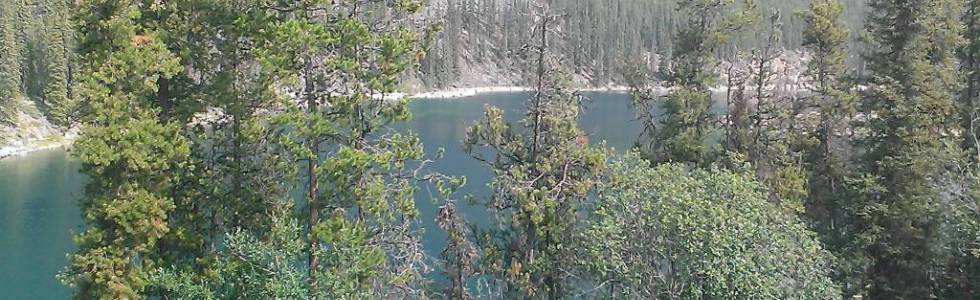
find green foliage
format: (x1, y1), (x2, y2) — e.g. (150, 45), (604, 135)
(464, 15), (606, 298)
(722, 9), (811, 216)
(151, 1), (300, 293)
(858, 0), (965, 297)
(798, 0), (865, 295)
(38, 0), (74, 126)
(60, 0), (190, 298)
(42, 0), (980, 299)
(264, 1), (452, 298)
(0, 0), (23, 123)
(802, 0), (850, 84)
(0, 0), (76, 127)
(579, 153), (840, 299)
(153, 214), (308, 299)
(958, 15), (980, 284)
(962, 0), (980, 154)
(631, 0), (758, 165)
(799, 0), (855, 218)
(933, 149), (980, 299)
(420, 0), (870, 89)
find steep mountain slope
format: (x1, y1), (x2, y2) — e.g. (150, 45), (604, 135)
(409, 0), (869, 90)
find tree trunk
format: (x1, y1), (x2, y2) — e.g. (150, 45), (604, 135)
(305, 65), (321, 291)
(157, 77), (172, 122)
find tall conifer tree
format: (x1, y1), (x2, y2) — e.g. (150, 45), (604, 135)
(151, 0), (298, 286)
(266, 1), (449, 297)
(859, 0), (963, 297)
(61, 0), (189, 298)
(464, 7), (606, 298)
(630, 0), (757, 165)
(800, 0), (863, 294)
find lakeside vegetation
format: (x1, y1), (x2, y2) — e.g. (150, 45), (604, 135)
(0, 0), (979, 299)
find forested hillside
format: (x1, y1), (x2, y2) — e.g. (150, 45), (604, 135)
(0, 0), (871, 140)
(0, 0), (74, 146)
(414, 0), (869, 89)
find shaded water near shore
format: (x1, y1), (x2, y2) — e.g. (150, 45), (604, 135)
(0, 91), (641, 298)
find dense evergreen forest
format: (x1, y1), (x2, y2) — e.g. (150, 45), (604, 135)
(0, 0), (871, 132)
(0, 0), (74, 133)
(0, 0), (979, 299)
(418, 0), (870, 88)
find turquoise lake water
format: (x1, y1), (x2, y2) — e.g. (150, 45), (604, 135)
(0, 91), (640, 298)
(0, 149), (85, 299)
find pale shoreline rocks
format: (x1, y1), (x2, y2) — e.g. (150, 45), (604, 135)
(0, 97), (78, 160)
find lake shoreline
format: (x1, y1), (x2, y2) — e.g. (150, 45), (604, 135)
(0, 134), (75, 160)
(0, 87), (633, 160)
(405, 85), (631, 99)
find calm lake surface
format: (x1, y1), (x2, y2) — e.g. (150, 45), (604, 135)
(0, 149), (85, 299)
(0, 91), (640, 298)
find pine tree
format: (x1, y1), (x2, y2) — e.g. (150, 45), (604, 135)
(464, 9), (606, 298)
(799, 0), (863, 294)
(60, 0), (189, 298)
(63, 1), (452, 298)
(858, 0), (964, 297)
(731, 9), (811, 214)
(151, 0), (298, 287)
(630, 0), (758, 165)
(418, 0), (871, 90)
(932, 146), (980, 298)
(801, 0), (854, 222)
(436, 199), (476, 299)
(266, 1), (451, 297)
(937, 1), (980, 294)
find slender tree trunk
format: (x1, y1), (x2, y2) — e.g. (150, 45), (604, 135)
(157, 77), (172, 122)
(305, 65), (320, 291)
(524, 19), (548, 296)
(62, 27), (72, 100)
(965, 2), (980, 155)
(530, 17), (547, 162)
(546, 226), (560, 300)
(308, 144), (319, 288)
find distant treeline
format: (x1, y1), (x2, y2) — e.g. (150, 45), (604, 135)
(417, 0), (870, 88)
(0, 0), (871, 125)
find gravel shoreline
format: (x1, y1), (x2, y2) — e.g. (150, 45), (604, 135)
(0, 139), (73, 160)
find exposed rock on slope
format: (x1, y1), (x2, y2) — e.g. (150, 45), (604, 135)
(0, 96), (73, 159)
